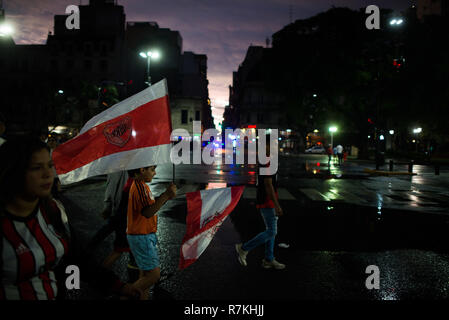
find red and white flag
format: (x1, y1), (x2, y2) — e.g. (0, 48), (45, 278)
(179, 186), (245, 270)
(53, 79), (172, 185)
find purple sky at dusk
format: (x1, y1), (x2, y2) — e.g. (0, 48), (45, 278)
(2, 0), (412, 127)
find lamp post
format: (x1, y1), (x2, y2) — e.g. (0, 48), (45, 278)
(139, 50), (160, 86)
(413, 127), (422, 153)
(329, 126), (337, 150)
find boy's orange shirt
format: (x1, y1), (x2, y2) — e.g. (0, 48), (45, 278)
(126, 179), (157, 235)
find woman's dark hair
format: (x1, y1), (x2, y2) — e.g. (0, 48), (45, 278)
(0, 136), (70, 281)
(0, 135), (50, 206)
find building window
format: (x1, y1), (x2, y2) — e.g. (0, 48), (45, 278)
(181, 110), (188, 124)
(195, 110), (200, 121)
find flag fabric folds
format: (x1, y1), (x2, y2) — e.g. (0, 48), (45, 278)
(52, 79), (172, 185)
(179, 186), (245, 270)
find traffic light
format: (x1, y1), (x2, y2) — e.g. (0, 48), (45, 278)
(393, 58), (404, 69)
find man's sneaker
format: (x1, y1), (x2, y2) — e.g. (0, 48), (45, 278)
(235, 243), (248, 266)
(262, 259), (286, 270)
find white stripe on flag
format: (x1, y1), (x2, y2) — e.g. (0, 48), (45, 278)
(58, 143), (171, 185)
(181, 220), (225, 260)
(179, 186), (245, 270)
(199, 188), (232, 229)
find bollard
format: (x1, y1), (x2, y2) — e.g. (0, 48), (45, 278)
(389, 160), (394, 172)
(408, 161), (413, 173)
(435, 164), (440, 175)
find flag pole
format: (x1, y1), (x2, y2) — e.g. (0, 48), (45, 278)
(172, 142), (175, 183)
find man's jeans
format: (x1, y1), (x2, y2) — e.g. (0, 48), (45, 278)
(242, 208), (278, 262)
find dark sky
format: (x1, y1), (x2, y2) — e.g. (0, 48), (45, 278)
(2, 0), (413, 125)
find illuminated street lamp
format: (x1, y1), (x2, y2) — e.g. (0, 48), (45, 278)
(390, 18), (404, 26)
(412, 128), (422, 152)
(139, 50), (160, 86)
(0, 23), (13, 37)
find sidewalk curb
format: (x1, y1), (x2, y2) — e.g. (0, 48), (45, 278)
(363, 168), (417, 176)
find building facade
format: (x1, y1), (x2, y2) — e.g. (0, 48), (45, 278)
(226, 45), (297, 151)
(417, 0), (449, 20)
(0, 0), (212, 137)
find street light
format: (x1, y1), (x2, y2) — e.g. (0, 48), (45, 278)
(0, 23), (13, 37)
(412, 128), (422, 152)
(329, 126), (337, 150)
(390, 18), (404, 26)
(139, 50), (160, 86)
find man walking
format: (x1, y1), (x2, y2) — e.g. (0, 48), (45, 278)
(336, 144), (344, 166)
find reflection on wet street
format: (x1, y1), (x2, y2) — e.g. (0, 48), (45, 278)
(149, 153), (449, 254)
(60, 152), (449, 300)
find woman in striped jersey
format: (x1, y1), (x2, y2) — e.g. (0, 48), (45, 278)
(0, 136), (142, 300)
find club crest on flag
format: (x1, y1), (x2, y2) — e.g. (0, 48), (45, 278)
(52, 79), (173, 184)
(103, 116), (132, 147)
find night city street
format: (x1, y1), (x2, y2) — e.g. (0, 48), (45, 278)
(1, 0), (449, 316)
(59, 154), (449, 300)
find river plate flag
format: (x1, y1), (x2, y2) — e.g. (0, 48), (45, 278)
(53, 79), (172, 185)
(179, 186), (245, 270)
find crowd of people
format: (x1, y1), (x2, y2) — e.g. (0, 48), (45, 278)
(326, 144), (347, 166)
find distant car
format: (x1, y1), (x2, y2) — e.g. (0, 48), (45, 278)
(305, 146), (326, 154)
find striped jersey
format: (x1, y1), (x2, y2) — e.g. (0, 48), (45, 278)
(0, 201), (69, 300)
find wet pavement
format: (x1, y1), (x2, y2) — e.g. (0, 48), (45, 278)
(58, 153), (449, 303)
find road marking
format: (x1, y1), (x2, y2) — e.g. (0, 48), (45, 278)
(329, 190), (368, 204)
(278, 188), (296, 200)
(299, 188), (329, 202)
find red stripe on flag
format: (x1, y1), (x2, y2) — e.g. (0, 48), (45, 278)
(185, 186), (244, 240)
(184, 190), (203, 237)
(179, 186), (245, 270)
(53, 96), (171, 175)
(179, 191), (203, 269)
